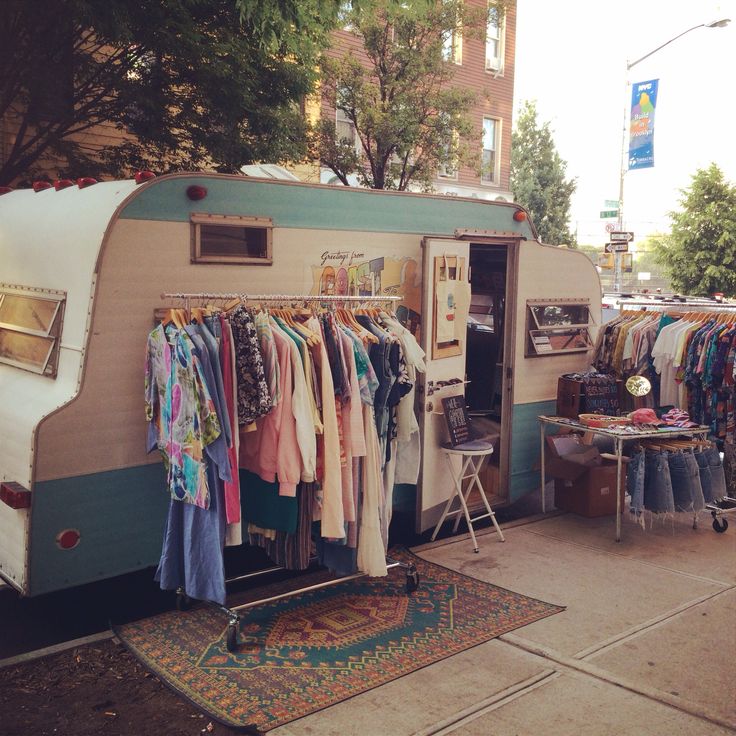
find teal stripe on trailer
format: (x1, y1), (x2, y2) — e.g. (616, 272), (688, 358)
(509, 400), (556, 502)
(120, 177), (535, 239)
(30, 465), (169, 596)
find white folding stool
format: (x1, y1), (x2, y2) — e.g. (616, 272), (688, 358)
(430, 440), (506, 553)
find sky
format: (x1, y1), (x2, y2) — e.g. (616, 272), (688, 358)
(513, 0), (736, 247)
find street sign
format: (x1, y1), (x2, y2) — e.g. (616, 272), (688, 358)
(604, 199), (619, 208)
(609, 231), (634, 242)
(605, 223), (617, 233)
(605, 242), (629, 253)
(599, 209), (618, 219)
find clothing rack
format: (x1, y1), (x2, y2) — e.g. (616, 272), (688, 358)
(160, 291), (402, 315)
(617, 299), (736, 312)
(158, 290), (419, 652)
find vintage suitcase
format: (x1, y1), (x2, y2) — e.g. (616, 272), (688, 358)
(556, 373), (621, 419)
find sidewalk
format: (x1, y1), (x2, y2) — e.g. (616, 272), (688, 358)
(271, 510), (736, 735)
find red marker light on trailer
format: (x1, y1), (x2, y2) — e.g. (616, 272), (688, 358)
(54, 179), (75, 191)
(32, 181), (53, 192)
(77, 177), (97, 189)
(0, 186), (13, 195)
(512, 209), (527, 222)
(186, 185), (208, 201)
(0, 482), (31, 509)
(135, 170), (156, 184)
(56, 529), (81, 550)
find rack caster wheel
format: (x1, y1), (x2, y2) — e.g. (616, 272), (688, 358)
(226, 621), (239, 652)
(712, 517), (728, 533)
(405, 564), (419, 594)
(175, 591), (191, 611)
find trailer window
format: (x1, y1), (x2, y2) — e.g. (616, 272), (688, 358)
(191, 213), (273, 265)
(525, 300), (593, 357)
(0, 286), (65, 377)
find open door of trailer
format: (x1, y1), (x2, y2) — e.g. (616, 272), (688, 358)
(416, 238), (470, 532)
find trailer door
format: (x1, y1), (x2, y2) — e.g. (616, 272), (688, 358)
(416, 237), (471, 532)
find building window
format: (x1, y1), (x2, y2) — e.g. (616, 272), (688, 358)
(338, 1), (353, 30)
(190, 214), (273, 265)
(481, 117), (499, 185)
(335, 88), (362, 154)
(0, 285), (66, 378)
(485, 6), (505, 73)
(437, 127), (458, 179)
(336, 105), (358, 150)
(442, 22), (462, 64)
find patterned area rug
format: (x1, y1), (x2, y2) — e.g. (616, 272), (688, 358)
(114, 549), (563, 733)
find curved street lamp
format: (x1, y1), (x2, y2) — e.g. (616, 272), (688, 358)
(612, 17), (730, 291)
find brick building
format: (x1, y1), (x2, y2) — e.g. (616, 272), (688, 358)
(2, 0), (517, 198)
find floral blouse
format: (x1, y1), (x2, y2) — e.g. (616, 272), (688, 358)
(229, 306), (273, 424)
(145, 324), (221, 508)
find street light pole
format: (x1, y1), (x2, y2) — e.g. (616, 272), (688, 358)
(613, 17), (730, 292)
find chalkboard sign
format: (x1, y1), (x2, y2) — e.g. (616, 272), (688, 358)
(441, 395), (471, 446)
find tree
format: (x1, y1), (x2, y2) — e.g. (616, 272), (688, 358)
(655, 164), (736, 297)
(510, 100), (577, 246)
(0, 0), (341, 185)
(310, 0), (502, 191)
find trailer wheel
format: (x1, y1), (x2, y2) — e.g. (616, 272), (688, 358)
(712, 517), (728, 534)
(405, 564), (419, 594)
(226, 622), (239, 652)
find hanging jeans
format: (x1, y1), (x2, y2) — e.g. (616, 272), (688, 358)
(694, 450), (726, 503)
(667, 449), (705, 513)
(724, 442), (736, 498)
(627, 449), (646, 518)
(643, 450), (675, 514)
(695, 452), (712, 503)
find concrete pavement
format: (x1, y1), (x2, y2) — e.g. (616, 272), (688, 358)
(271, 510), (736, 735)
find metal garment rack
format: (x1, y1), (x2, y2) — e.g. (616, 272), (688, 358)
(609, 302), (736, 532)
(538, 415), (711, 543)
(616, 299), (736, 312)
(161, 291), (402, 313)
(160, 291), (417, 652)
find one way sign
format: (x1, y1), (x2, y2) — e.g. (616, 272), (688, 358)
(609, 231), (634, 243)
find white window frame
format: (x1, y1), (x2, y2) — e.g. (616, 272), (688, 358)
(481, 117), (501, 185)
(485, 6), (505, 73)
(442, 25), (462, 64)
(437, 128), (459, 179)
(335, 99), (362, 155)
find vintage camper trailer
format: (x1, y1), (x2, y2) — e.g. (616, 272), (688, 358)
(0, 174), (601, 596)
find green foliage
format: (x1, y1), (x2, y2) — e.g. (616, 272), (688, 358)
(510, 101), (577, 247)
(0, 0), (340, 184)
(655, 163), (736, 297)
(311, 0), (503, 191)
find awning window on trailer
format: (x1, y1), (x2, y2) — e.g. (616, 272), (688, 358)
(0, 285), (66, 377)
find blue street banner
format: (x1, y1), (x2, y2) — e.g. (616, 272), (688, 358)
(628, 79), (659, 170)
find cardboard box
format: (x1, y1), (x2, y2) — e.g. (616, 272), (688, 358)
(545, 434), (602, 482)
(545, 433), (624, 517)
(554, 461), (626, 517)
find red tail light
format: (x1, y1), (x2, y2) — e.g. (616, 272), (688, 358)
(0, 482), (31, 509)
